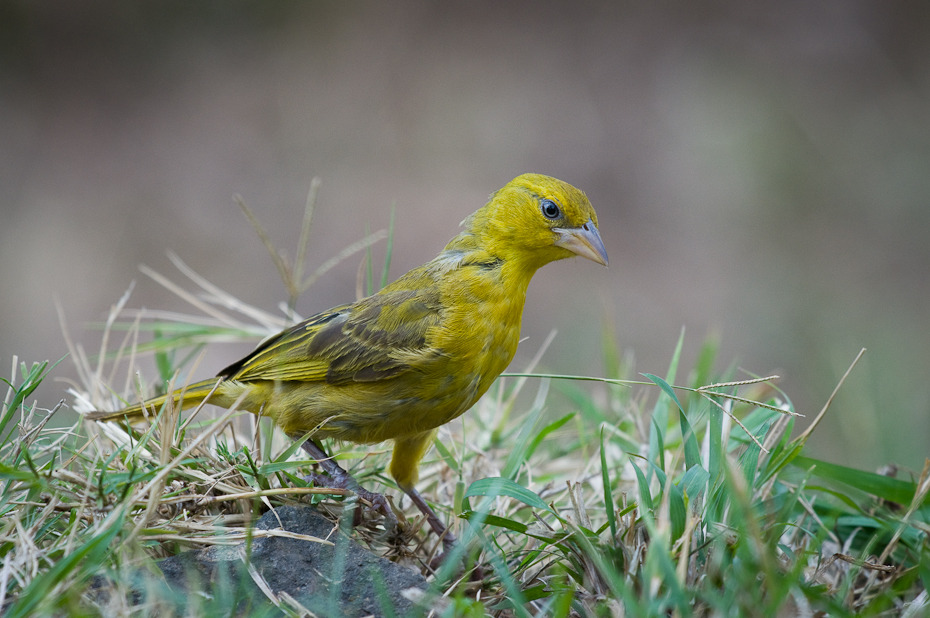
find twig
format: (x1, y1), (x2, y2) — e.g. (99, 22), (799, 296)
(797, 348), (866, 443)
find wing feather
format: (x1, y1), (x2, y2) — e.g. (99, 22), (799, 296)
(219, 287), (443, 385)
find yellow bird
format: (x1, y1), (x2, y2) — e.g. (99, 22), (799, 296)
(88, 173), (607, 550)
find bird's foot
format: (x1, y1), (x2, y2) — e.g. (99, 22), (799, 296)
(303, 470), (398, 530)
(424, 531), (486, 582)
(402, 485), (464, 569)
(427, 538), (458, 572)
(294, 438), (399, 531)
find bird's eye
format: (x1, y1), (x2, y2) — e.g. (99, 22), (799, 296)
(540, 199), (561, 220)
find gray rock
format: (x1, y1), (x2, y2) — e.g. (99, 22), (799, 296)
(157, 505), (428, 617)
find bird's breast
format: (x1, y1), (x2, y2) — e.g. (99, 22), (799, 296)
(431, 266), (529, 401)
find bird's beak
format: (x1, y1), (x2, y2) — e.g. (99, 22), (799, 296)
(554, 220), (609, 266)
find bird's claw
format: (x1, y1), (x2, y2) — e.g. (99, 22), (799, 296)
(427, 534), (458, 571)
(303, 471), (398, 531)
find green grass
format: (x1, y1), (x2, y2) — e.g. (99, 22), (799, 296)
(2, 184), (928, 616)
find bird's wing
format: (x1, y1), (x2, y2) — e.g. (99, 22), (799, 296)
(218, 286), (444, 385)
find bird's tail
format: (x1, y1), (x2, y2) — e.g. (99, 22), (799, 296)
(85, 378), (223, 422)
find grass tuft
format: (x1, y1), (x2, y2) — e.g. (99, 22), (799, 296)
(2, 183), (927, 615)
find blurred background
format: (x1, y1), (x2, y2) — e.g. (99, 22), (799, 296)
(1, 2), (927, 471)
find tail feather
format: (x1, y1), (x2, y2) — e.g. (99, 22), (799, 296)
(85, 378), (223, 422)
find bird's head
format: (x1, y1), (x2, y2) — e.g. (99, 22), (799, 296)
(463, 173), (608, 271)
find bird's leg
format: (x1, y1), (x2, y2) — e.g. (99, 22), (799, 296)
(296, 438), (397, 530)
(403, 485), (457, 554)
(389, 431), (459, 561)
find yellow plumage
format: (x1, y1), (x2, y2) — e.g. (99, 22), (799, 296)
(88, 173), (607, 547)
